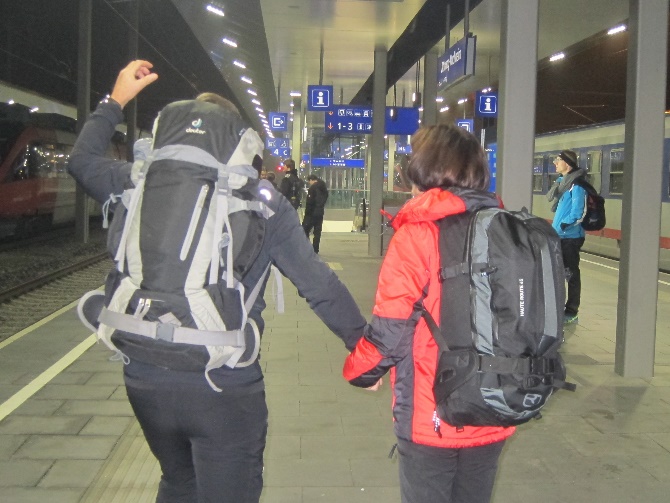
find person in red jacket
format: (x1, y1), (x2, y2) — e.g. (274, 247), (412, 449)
(343, 124), (514, 503)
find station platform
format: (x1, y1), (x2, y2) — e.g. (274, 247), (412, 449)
(1, 231), (670, 503)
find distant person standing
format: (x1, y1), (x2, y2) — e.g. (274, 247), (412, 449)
(302, 174), (329, 253)
(279, 159), (304, 210)
(547, 149), (587, 325)
(266, 171), (278, 189)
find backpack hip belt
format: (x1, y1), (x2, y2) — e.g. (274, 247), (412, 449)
(98, 307), (245, 346)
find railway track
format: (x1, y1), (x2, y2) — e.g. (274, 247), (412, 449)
(0, 253), (112, 343)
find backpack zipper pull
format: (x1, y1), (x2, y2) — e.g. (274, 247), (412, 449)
(432, 410), (442, 438)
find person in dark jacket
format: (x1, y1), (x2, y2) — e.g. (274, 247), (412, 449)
(302, 174), (328, 253)
(279, 159), (304, 210)
(68, 60), (366, 503)
(343, 125), (513, 503)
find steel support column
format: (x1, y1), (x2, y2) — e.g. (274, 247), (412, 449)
(496, 0), (539, 211)
(75, 0), (92, 243)
(368, 45), (387, 257)
(422, 49), (438, 127)
(615, 0), (668, 377)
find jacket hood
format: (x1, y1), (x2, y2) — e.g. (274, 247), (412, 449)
(391, 188), (500, 230)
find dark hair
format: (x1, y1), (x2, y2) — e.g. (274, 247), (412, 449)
(266, 171), (276, 182)
(195, 93), (240, 116)
(407, 124), (489, 191)
(307, 174), (318, 181)
(284, 158), (296, 172)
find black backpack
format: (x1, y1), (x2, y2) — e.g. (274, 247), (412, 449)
(420, 190), (576, 429)
(573, 178), (606, 231)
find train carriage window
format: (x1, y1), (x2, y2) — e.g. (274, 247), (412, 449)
(586, 150), (602, 193)
(532, 155), (544, 192)
(609, 148), (624, 195)
(11, 142), (72, 180)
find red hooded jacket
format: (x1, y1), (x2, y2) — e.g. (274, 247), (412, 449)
(343, 188), (514, 448)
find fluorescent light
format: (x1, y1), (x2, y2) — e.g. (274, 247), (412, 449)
(549, 52), (565, 62)
(457, 98), (467, 105)
(608, 24), (626, 35)
(30, 107), (39, 112)
(289, 91), (301, 97)
(233, 60), (246, 69)
(289, 102), (294, 107)
(435, 97), (444, 103)
(247, 89), (257, 96)
(251, 99), (261, 105)
(255, 107), (263, 112)
(258, 114), (266, 119)
(206, 4), (224, 16)
(440, 106), (450, 113)
(222, 38), (237, 48)
(7, 99), (14, 104)
(241, 76), (252, 84)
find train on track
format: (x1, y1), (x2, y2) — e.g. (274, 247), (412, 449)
(531, 117), (670, 271)
(0, 101), (125, 239)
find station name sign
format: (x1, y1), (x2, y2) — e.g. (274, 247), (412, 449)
(438, 36), (476, 90)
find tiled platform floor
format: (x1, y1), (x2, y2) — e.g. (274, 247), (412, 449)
(1, 232), (670, 502)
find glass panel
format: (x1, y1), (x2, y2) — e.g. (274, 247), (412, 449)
(532, 155), (544, 192)
(609, 148), (624, 195)
(585, 150), (602, 192)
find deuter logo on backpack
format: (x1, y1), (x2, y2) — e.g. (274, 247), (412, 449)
(186, 117), (206, 134)
(421, 189), (576, 430)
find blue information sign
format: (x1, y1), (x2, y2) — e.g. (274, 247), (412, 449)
(456, 119), (475, 133)
(269, 147), (290, 158)
(475, 92), (498, 117)
(269, 112), (288, 132)
(312, 158), (365, 168)
(385, 107), (420, 135)
(265, 137), (289, 150)
(307, 85), (334, 111)
(325, 106), (373, 133)
(438, 36), (476, 90)
(486, 143), (497, 192)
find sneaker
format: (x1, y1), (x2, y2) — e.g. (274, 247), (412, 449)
(563, 314), (579, 325)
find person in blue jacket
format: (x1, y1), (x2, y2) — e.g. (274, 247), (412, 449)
(547, 149), (587, 324)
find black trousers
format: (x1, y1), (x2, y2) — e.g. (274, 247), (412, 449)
(397, 438), (506, 503)
(302, 213), (324, 253)
(561, 237), (585, 316)
(125, 378), (268, 503)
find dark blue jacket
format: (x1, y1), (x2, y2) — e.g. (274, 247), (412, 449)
(68, 100), (366, 390)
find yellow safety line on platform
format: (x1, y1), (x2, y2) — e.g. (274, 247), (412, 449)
(327, 262), (343, 270)
(0, 333), (96, 422)
(0, 298), (79, 351)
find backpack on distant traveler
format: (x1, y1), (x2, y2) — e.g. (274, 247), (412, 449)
(419, 188), (576, 430)
(77, 100), (279, 391)
(572, 178), (606, 231)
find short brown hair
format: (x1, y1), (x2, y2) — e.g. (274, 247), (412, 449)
(284, 158), (296, 171)
(195, 93), (240, 116)
(407, 124), (489, 191)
